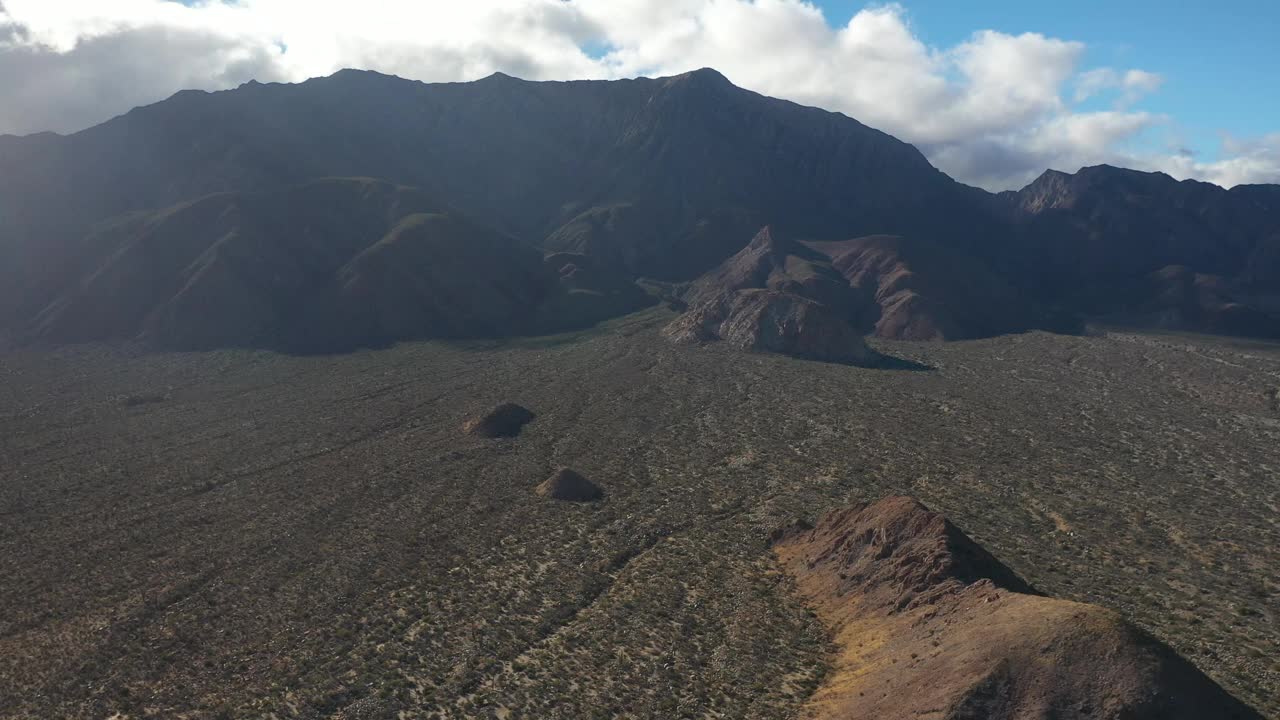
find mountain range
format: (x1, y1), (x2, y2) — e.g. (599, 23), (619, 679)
(2, 67), (1278, 351)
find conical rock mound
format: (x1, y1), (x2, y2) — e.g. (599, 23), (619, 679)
(462, 402), (535, 438)
(536, 468), (603, 502)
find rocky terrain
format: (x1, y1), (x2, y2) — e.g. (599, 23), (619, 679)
(1, 309), (1276, 718)
(774, 496), (1261, 719)
(674, 227), (1038, 343)
(1, 65), (1278, 719)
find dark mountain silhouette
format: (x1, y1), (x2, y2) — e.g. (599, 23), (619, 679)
(1005, 166), (1279, 286)
(535, 250), (658, 333)
(19, 177), (645, 352)
(1083, 264), (1280, 337)
(999, 166), (1280, 335)
(1, 69), (1278, 349)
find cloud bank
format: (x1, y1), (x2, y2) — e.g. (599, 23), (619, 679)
(1, 0), (1275, 190)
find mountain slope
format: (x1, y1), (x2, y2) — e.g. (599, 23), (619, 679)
(0, 68), (1008, 325)
(682, 227), (864, 311)
(815, 234), (1040, 340)
(22, 177), (621, 352)
(997, 165), (1280, 336)
(1005, 166), (1280, 293)
(2, 70), (1279, 347)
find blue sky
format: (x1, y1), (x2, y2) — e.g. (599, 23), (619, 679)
(818, 0), (1278, 161)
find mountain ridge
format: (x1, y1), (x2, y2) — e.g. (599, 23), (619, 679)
(14, 177), (651, 352)
(2, 68), (1278, 349)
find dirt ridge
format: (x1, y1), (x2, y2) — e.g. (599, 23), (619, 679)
(774, 496), (1262, 720)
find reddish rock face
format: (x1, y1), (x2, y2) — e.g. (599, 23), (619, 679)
(681, 227), (862, 312)
(774, 497), (1262, 720)
(818, 234), (1034, 340)
(664, 289), (879, 366)
(677, 226), (1038, 343)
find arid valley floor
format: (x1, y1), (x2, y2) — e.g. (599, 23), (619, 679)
(2, 308), (1278, 718)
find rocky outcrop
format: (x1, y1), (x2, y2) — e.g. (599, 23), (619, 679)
(462, 403), (536, 439)
(664, 289), (879, 365)
(773, 497), (1261, 720)
(535, 468), (603, 502)
(817, 234), (1037, 340)
(677, 227), (1037, 342)
(682, 227), (863, 313)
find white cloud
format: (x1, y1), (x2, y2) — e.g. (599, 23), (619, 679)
(927, 110), (1164, 191)
(1152, 133), (1280, 188)
(1074, 67), (1163, 108)
(0, 0), (1273, 190)
(0, 0), (291, 134)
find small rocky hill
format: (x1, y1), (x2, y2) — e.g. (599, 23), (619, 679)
(773, 496), (1262, 720)
(535, 468), (603, 502)
(462, 403), (536, 439)
(664, 289), (879, 365)
(681, 227), (863, 313)
(675, 227), (1039, 343)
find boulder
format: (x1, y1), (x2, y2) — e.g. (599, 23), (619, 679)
(462, 402), (535, 438)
